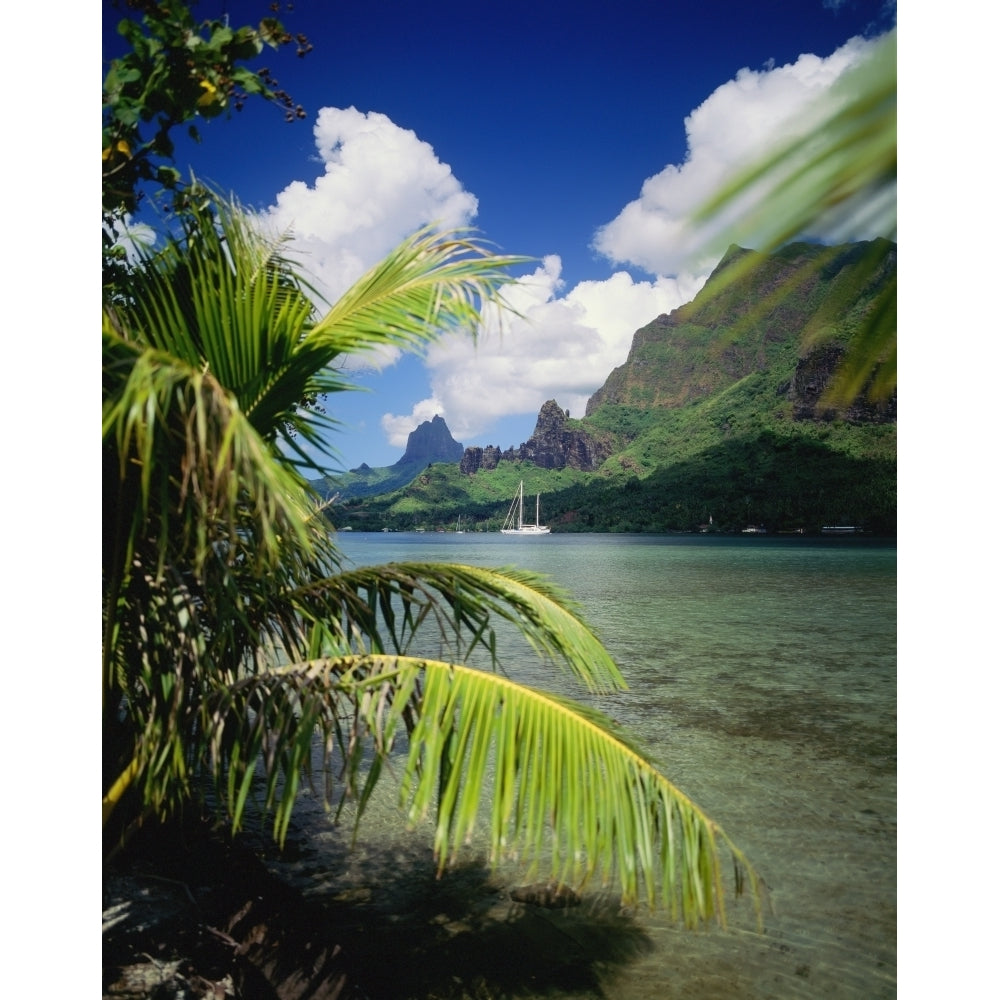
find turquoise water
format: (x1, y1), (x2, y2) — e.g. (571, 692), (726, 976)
(265, 532), (896, 998)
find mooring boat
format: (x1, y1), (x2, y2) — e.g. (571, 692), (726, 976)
(501, 480), (551, 535)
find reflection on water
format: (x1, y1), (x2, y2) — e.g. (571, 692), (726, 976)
(257, 533), (896, 999)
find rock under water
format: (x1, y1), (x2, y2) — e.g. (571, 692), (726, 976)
(509, 881), (582, 908)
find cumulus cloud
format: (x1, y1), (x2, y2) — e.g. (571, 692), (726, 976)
(260, 106), (707, 447)
(255, 34), (894, 457)
(381, 257), (705, 443)
(258, 107), (480, 376)
(593, 34), (890, 276)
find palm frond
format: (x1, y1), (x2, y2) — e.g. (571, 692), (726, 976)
(104, 186), (762, 930)
(310, 225), (532, 357)
(103, 318), (320, 578)
(109, 194), (532, 474)
(211, 654), (760, 927)
(312, 562), (626, 693)
(406, 660), (757, 925)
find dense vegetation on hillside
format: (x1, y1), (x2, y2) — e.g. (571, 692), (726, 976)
(333, 432), (894, 535)
(331, 239), (897, 535)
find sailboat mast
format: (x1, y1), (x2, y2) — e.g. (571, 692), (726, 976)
(500, 479), (550, 534)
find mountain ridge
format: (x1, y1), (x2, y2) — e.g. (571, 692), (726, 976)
(317, 413), (464, 501)
(323, 238), (896, 533)
(587, 239), (895, 417)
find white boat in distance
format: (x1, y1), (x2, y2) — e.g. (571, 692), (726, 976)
(501, 480), (551, 535)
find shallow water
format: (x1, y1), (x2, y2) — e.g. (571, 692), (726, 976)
(256, 532), (896, 999)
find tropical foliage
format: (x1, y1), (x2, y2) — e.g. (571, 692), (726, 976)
(341, 434), (895, 536)
(102, 0), (309, 216)
(102, 191), (761, 925)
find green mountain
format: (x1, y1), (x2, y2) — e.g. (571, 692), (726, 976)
(315, 414), (464, 501)
(331, 239), (896, 535)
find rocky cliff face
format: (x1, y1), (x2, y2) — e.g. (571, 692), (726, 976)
(585, 239), (896, 422)
(395, 414), (464, 467)
(460, 400), (613, 474)
(785, 344), (897, 423)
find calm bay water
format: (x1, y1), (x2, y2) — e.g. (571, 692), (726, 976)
(263, 532), (896, 999)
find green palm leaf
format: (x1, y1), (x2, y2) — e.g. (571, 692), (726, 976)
(208, 654), (759, 927)
(109, 189), (530, 472)
(317, 562), (626, 692)
(104, 187), (763, 927)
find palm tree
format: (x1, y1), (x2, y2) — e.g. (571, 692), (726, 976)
(103, 190), (760, 926)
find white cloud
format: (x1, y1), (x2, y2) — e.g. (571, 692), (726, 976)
(593, 34), (889, 276)
(257, 37), (894, 459)
(384, 257), (706, 443)
(263, 106), (479, 335)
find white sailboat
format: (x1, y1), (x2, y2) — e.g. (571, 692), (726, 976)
(501, 480), (551, 535)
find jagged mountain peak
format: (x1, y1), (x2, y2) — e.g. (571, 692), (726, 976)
(394, 414), (464, 467)
(459, 399), (612, 475)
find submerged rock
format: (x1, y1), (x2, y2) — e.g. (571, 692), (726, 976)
(509, 881), (582, 908)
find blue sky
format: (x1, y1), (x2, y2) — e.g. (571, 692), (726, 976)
(104, 0), (897, 473)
